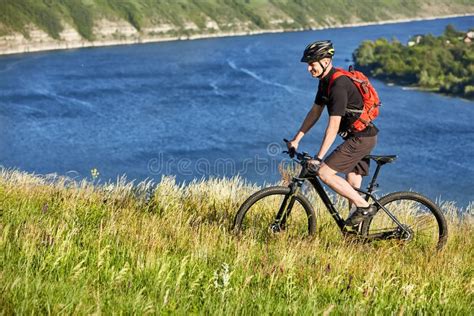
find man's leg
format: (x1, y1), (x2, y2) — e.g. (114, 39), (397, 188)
(346, 172), (363, 210)
(318, 164), (370, 208)
(346, 172), (362, 188)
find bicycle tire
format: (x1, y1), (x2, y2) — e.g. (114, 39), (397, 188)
(232, 186), (316, 237)
(360, 191), (448, 250)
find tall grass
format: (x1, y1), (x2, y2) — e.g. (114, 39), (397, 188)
(0, 169), (473, 314)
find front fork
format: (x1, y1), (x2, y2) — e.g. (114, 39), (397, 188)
(270, 178), (305, 232)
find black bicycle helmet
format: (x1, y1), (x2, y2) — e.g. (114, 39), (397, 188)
(300, 40), (335, 63)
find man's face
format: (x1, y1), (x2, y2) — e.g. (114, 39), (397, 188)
(307, 61), (323, 78)
(307, 58), (330, 78)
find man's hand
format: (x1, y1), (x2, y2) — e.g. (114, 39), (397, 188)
(287, 139), (299, 151)
(286, 139), (299, 158)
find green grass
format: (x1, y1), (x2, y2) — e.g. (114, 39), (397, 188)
(0, 0), (64, 39)
(1, 169), (473, 314)
(60, 0), (95, 40)
(0, 0), (472, 40)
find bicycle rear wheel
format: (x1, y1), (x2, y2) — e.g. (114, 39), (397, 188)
(232, 186), (316, 240)
(361, 192), (448, 250)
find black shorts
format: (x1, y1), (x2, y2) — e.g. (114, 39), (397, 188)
(324, 135), (377, 176)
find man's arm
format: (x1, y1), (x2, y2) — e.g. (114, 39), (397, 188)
(290, 103), (324, 146)
(316, 115), (341, 160)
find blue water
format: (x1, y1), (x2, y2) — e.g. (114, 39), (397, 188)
(0, 16), (473, 206)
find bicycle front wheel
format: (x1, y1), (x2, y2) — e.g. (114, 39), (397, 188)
(232, 186), (316, 240)
(361, 192), (448, 250)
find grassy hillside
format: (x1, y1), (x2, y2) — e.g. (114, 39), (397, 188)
(1, 169), (473, 313)
(0, 0), (473, 40)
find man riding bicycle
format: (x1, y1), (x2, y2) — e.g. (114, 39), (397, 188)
(287, 40), (378, 227)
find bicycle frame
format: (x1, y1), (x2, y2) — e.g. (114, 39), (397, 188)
(279, 162), (411, 238)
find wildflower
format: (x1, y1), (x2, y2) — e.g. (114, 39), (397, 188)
(91, 168), (100, 179)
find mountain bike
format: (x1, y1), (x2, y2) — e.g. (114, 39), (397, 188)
(232, 140), (448, 250)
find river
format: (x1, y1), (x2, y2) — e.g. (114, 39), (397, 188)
(0, 16), (472, 207)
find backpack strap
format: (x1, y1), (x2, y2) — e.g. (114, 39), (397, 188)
(327, 67), (369, 98)
(327, 68), (365, 115)
(327, 68), (346, 96)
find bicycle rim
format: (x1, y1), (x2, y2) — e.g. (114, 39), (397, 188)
(363, 192), (447, 250)
(235, 187), (315, 240)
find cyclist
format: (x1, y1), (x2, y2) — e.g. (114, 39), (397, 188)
(287, 40), (378, 227)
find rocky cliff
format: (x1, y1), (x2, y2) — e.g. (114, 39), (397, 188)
(1, 0), (473, 55)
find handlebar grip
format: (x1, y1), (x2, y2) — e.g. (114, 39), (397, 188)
(283, 139), (295, 158)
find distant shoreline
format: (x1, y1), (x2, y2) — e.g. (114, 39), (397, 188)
(0, 13), (472, 57)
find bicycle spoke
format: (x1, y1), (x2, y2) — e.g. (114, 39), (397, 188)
(236, 190), (312, 240)
(413, 214), (435, 227)
(363, 192), (446, 250)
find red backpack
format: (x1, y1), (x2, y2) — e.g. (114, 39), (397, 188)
(328, 67), (381, 132)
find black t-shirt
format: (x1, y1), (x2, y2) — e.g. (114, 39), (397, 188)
(315, 67), (378, 138)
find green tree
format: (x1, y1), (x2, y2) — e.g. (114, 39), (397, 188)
(353, 25), (474, 99)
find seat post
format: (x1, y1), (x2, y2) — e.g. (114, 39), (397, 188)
(367, 163), (382, 194)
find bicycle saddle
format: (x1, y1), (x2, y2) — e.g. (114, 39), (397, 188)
(365, 155), (397, 165)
